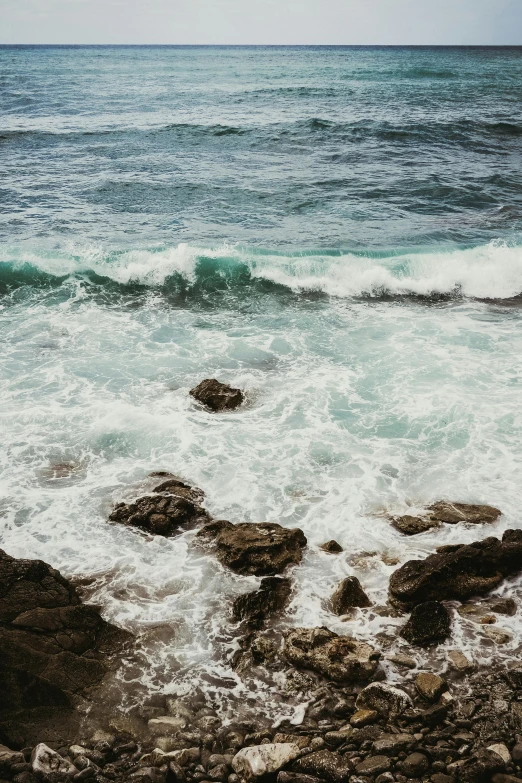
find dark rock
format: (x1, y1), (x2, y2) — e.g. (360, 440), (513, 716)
(431, 775), (455, 783)
(197, 521), (307, 576)
(0, 549), (130, 749)
(511, 744), (522, 763)
(355, 757), (391, 776)
(356, 682), (413, 717)
(402, 753), (429, 777)
(190, 379), (244, 412)
(457, 750), (505, 783)
(292, 750), (354, 783)
(232, 577), (292, 630)
(331, 578), (372, 615)
(415, 673), (447, 702)
(320, 541), (343, 554)
(109, 479), (209, 537)
(283, 627), (380, 683)
(391, 503), (501, 536)
(391, 515), (440, 536)
(428, 502), (501, 525)
(389, 530), (522, 608)
(422, 704), (448, 727)
(372, 734), (413, 755)
(278, 774), (323, 783)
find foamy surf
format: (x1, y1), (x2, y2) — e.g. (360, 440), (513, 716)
(1, 240), (522, 301)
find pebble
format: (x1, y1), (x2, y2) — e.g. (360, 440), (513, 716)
(355, 756), (391, 776)
(350, 711), (378, 728)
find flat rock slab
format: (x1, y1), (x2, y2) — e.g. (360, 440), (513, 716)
(391, 501), (501, 536)
(197, 520), (307, 576)
(190, 378), (244, 412)
(283, 627), (380, 683)
(389, 529), (522, 607)
(110, 477), (209, 537)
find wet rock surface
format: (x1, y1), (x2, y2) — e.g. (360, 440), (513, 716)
(389, 530), (522, 607)
(283, 627), (380, 683)
(391, 502), (501, 535)
(331, 577), (372, 615)
(0, 549), (130, 749)
(232, 577), (292, 630)
(109, 476), (209, 537)
(189, 379), (244, 412)
(400, 600), (452, 646)
(197, 521), (307, 576)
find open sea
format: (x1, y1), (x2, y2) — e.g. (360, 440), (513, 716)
(1, 45), (522, 720)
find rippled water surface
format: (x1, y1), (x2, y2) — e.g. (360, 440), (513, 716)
(1, 45), (522, 720)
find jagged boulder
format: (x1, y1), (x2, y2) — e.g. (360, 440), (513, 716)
(197, 521), (307, 576)
(283, 627), (380, 683)
(190, 379), (244, 412)
(400, 600), (452, 646)
(109, 476), (209, 537)
(389, 530), (522, 608)
(391, 502), (501, 536)
(0, 549), (130, 748)
(331, 577), (372, 614)
(233, 577), (292, 630)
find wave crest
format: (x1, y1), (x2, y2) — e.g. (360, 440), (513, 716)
(1, 241), (522, 301)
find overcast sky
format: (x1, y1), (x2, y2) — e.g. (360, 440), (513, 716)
(1, 0), (521, 45)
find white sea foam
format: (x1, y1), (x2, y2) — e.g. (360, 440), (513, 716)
(2, 240), (522, 299)
(1, 239), (522, 720)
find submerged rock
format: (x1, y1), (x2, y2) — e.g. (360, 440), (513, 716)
(331, 576), (372, 614)
(0, 548), (130, 748)
(232, 743), (301, 781)
(109, 477), (209, 537)
(320, 540), (343, 554)
(389, 530), (522, 607)
(190, 378), (244, 412)
(197, 521), (307, 576)
(399, 600), (452, 646)
(232, 577), (292, 630)
(391, 502), (501, 536)
(283, 627), (380, 683)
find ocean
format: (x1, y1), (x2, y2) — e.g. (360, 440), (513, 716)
(1, 45), (522, 721)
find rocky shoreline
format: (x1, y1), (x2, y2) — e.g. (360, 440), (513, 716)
(1, 383), (521, 783)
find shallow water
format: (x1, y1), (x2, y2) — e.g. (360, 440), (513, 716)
(1, 45), (522, 722)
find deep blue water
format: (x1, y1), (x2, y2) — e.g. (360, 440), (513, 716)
(1, 47), (522, 714)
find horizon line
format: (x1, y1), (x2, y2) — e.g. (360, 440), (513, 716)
(1, 43), (522, 48)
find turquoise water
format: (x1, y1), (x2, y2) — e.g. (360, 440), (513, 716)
(1, 46), (522, 717)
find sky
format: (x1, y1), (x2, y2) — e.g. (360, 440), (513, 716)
(1, 0), (521, 45)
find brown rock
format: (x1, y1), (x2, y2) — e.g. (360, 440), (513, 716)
(232, 577), (292, 630)
(415, 673), (446, 702)
(197, 521), (307, 576)
(292, 750), (354, 783)
(331, 577), (371, 614)
(109, 478), (209, 537)
(320, 541), (343, 554)
(400, 601), (451, 645)
(391, 502), (500, 536)
(190, 379), (244, 412)
(389, 530), (522, 608)
(283, 627), (380, 683)
(0, 549), (130, 748)
(350, 710), (378, 727)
